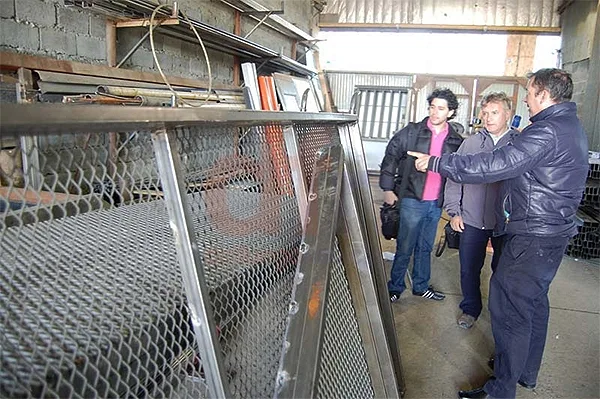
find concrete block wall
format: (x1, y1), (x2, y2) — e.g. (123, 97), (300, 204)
(1, 0), (314, 85)
(0, 0), (107, 62)
(561, 0), (599, 151)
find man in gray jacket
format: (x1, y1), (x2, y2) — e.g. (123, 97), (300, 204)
(444, 92), (519, 329)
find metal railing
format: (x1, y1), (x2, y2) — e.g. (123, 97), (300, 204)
(0, 104), (403, 398)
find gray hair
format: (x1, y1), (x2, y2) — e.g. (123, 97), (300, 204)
(480, 92), (512, 112)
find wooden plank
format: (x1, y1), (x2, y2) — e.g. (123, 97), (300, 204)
(106, 20), (117, 67)
(0, 187), (74, 205)
(505, 35), (537, 77)
(0, 51), (237, 90)
(115, 18), (179, 28)
(312, 50), (333, 112)
(516, 35), (536, 77)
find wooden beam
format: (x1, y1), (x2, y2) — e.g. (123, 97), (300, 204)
(291, 40), (297, 60)
(317, 23), (560, 35)
(0, 187), (74, 205)
(106, 20), (117, 67)
(0, 51), (237, 90)
(115, 18), (179, 28)
(505, 35), (537, 77)
(312, 50), (333, 112)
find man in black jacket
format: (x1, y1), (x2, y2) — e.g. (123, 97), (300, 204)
(380, 88), (463, 303)
(409, 69), (589, 398)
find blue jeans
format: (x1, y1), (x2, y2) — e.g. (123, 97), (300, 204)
(459, 224), (504, 318)
(484, 234), (568, 399)
(388, 198), (442, 294)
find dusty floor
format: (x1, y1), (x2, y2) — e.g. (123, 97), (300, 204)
(369, 176), (600, 399)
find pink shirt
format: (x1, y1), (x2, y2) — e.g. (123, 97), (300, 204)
(422, 120), (449, 200)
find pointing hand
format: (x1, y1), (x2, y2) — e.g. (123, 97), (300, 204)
(407, 151), (431, 172)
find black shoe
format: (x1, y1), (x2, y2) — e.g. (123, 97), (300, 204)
(518, 380), (536, 389)
(390, 291), (402, 303)
(413, 286), (445, 300)
(487, 371), (536, 390)
(458, 387), (488, 399)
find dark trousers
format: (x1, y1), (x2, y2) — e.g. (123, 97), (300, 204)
(458, 224), (504, 319)
(484, 234), (569, 398)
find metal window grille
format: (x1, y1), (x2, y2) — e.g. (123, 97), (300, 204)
(0, 105), (403, 399)
(355, 87), (409, 140)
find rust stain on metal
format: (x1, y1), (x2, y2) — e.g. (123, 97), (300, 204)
(308, 283), (323, 318)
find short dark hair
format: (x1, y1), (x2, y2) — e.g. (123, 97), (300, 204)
(427, 88), (459, 120)
(526, 68), (573, 103)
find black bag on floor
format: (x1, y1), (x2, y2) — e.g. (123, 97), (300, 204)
(380, 202), (399, 240)
(435, 221), (461, 257)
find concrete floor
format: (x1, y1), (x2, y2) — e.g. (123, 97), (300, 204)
(369, 177), (600, 399)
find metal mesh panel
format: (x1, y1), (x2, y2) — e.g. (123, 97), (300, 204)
(294, 124), (375, 398)
(1, 111), (385, 399)
(316, 243), (374, 399)
(0, 132), (208, 398)
(174, 124), (302, 397)
(295, 124), (340, 189)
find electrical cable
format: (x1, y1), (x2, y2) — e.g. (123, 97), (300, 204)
(148, 4), (213, 107)
(180, 10), (213, 105)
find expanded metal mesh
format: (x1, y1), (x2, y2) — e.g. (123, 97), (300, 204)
(295, 124), (340, 189)
(0, 131), (208, 398)
(316, 243), (374, 399)
(174, 124), (302, 397)
(0, 117), (380, 399)
(295, 125), (374, 399)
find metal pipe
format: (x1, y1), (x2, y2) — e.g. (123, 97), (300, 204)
(97, 86), (241, 102)
(244, 11), (272, 39)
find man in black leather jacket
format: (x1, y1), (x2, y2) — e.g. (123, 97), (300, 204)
(409, 68), (589, 399)
(380, 88), (463, 303)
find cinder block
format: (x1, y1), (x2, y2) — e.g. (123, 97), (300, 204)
(162, 34), (181, 55)
(180, 40), (198, 57)
(57, 6), (88, 35)
(15, 0), (55, 27)
(130, 48), (155, 69)
(171, 54), (187, 75)
(76, 35), (105, 61)
(89, 14), (106, 39)
(40, 27), (76, 55)
(141, 29), (163, 51)
(0, 18), (39, 50)
(189, 57), (208, 78)
(197, 2), (233, 31)
(1, 0), (15, 19)
(154, 51), (172, 72)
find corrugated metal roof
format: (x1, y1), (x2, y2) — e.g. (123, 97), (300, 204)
(321, 0), (561, 29)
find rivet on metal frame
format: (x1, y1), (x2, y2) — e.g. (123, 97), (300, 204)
(294, 272), (304, 285)
(308, 192), (317, 201)
(276, 370), (290, 391)
(299, 242), (309, 254)
(289, 301), (299, 315)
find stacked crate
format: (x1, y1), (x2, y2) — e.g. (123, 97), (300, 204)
(566, 160), (600, 260)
